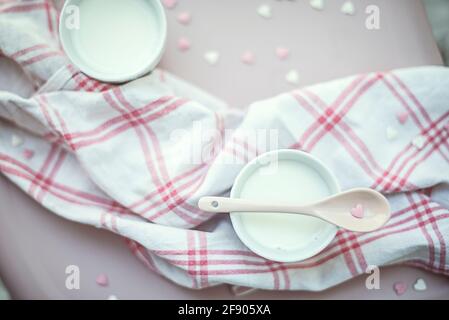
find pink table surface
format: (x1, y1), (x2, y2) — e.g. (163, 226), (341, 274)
(0, 0), (448, 299)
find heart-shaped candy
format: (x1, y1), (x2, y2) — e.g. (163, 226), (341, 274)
(23, 149), (35, 159)
(286, 70), (299, 85)
(412, 135), (426, 150)
(396, 111), (409, 125)
(276, 47), (290, 60)
(350, 204), (364, 219)
(386, 126), (398, 141)
(310, 0), (324, 11)
(393, 281), (407, 296)
(162, 0), (177, 9)
(177, 12), (191, 25)
(341, 1), (355, 15)
(11, 134), (24, 147)
(413, 278), (427, 291)
(257, 5), (272, 19)
(96, 274), (109, 287)
(204, 51), (220, 65)
(241, 51), (255, 65)
(177, 37), (191, 51)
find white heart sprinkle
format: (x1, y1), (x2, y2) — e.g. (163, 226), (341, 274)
(413, 278), (427, 291)
(412, 135), (426, 150)
(108, 295), (119, 300)
(341, 1), (355, 15)
(285, 70), (300, 85)
(11, 134), (24, 147)
(204, 51), (220, 65)
(257, 4), (272, 19)
(386, 126), (398, 141)
(310, 0), (324, 11)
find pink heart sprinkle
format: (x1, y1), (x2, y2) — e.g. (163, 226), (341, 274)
(350, 204), (364, 219)
(162, 0), (177, 9)
(396, 111), (409, 124)
(276, 47), (290, 60)
(177, 37), (191, 51)
(444, 122), (449, 132)
(23, 149), (35, 159)
(241, 51), (255, 65)
(96, 274), (109, 287)
(177, 12), (191, 25)
(393, 282), (407, 296)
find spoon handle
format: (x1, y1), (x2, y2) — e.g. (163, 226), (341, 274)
(198, 196), (316, 217)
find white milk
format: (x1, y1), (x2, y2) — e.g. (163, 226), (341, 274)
(239, 160), (332, 251)
(73, 0), (158, 75)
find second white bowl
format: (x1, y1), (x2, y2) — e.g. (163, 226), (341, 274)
(230, 150), (340, 262)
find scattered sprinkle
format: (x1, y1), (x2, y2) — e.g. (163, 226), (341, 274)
(413, 278), (427, 291)
(11, 135), (24, 147)
(177, 11), (191, 25)
(444, 122), (449, 132)
(393, 281), (407, 296)
(386, 126), (398, 141)
(257, 4), (272, 19)
(23, 149), (35, 159)
(96, 274), (109, 287)
(309, 0), (324, 11)
(241, 51), (255, 65)
(350, 204), (364, 219)
(108, 295), (119, 300)
(275, 47), (290, 60)
(341, 1), (355, 15)
(177, 37), (191, 51)
(204, 51), (220, 65)
(412, 135), (426, 150)
(162, 0), (177, 9)
(396, 111), (409, 125)
(285, 70), (300, 85)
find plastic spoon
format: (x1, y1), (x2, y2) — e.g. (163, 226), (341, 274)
(198, 188), (391, 232)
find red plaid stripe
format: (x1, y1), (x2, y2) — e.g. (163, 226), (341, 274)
(289, 74), (419, 192)
(372, 110), (449, 192)
(10, 44), (50, 59)
(66, 65), (115, 93)
(36, 92), (224, 226)
(187, 231), (198, 288)
(150, 196), (448, 278)
(103, 89), (206, 225)
(0, 1), (45, 13)
(406, 192), (447, 273)
(27, 143), (58, 197)
(0, 154), (128, 214)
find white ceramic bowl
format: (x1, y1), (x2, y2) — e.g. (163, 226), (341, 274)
(230, 150), (340, 262)
(59, 0), (167, 83)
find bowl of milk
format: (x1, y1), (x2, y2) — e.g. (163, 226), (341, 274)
(59, 0), (167, 83)
(230, 150), (340, 262)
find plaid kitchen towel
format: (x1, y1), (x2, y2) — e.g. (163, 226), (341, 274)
(0, 0), (448, 291)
